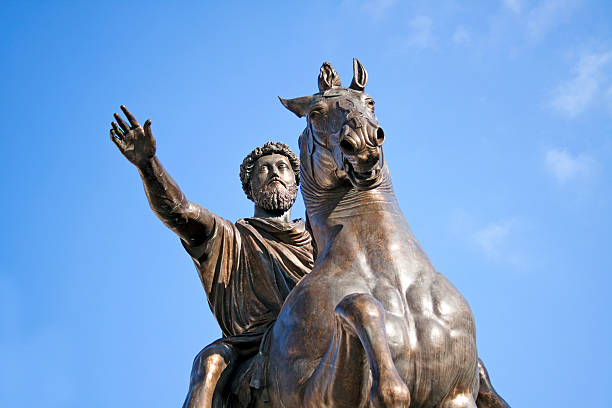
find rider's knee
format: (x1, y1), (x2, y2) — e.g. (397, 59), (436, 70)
(195, 342), (237, 363)
(190, 342), (238, 383)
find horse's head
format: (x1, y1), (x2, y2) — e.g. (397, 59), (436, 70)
(280, 59), (385, 191)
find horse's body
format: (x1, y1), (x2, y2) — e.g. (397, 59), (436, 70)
(269, 178), (478, 408)
(256, 60), (507, 408)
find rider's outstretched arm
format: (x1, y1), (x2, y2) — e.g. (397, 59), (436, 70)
(137, 156), (214, 247)
(110, 105), (214, 247)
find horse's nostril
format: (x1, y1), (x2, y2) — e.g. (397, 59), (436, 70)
(376, 127), (385, 146)
(340, 138), (356, 154)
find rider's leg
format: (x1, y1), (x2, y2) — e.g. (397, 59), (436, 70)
(475, 358), (510, 408)
(304, 293), (410, 408)
(182, 342), (238, 408)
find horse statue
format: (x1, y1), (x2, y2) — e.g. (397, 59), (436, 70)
(250, 59), (509, 408)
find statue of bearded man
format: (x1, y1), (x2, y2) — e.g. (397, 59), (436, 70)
(109, 106), (314, 407)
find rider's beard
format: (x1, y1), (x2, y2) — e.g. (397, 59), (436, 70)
(252, 182), (298, 213)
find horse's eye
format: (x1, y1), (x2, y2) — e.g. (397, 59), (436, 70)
(310, 109), (323, 117)
(310, 105), (327, 116)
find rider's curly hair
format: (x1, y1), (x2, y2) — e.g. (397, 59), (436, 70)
(240, 141), (300, 201)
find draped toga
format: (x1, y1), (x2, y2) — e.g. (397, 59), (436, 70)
(181, 216), (314, 403)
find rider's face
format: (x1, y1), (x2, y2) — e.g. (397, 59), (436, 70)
(250, 154), (296, 194)
(250, 154), (298, 212)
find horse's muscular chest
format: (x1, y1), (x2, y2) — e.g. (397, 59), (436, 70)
(366, 261), (475, 354)
(317, 228), (476, 349)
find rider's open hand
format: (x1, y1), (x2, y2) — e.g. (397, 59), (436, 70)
(110, 105), (156, 168)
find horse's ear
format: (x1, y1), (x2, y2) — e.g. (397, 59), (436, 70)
(278, 96), (313, 118)
(349, 58), (368, 91)
(318, 62), (341, 92)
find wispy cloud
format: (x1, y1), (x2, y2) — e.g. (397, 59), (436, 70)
(545, 148), (597, 184)
(472, 219), (516, 259)
(452, 26), (471, 45)
(406, 15), (434, 48)
(451, 211), (522, 264)
(525, 0), (580, 41)
(503, 0), (523, 14)
(551, 50), (612, 117)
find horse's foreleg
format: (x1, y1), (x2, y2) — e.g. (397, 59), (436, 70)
(304, 293), (410, 408)
(475, 359), (510, 408)
(336, 294), (411, 408)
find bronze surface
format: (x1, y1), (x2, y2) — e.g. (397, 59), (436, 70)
(109, 59), (509, 407)
(110, 113), (314, 407)
(261, 59), (509, 408)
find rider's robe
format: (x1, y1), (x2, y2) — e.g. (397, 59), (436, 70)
(181, 216), (314, 402)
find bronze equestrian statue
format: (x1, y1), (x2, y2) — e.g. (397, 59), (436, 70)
(250, 59), (509, 408)
(109, 111), (314, 407)
(109, 58), (509, 407)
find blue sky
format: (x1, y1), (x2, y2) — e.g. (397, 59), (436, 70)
(1, 1), (611, 407)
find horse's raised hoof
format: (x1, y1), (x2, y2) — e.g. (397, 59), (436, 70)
(370, 375), (410, 408)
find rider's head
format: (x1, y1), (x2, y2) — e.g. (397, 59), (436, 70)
(240, 142), (300, 213)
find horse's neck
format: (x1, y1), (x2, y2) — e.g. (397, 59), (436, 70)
(303, 167), (410, 252)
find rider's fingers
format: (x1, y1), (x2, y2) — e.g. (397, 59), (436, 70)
(111, 121), (124, 138)
(143, 119), (152, 137)
(120, 105), (139, 128)
(110, 129), (123, 147)
(114, 113), (130, 133)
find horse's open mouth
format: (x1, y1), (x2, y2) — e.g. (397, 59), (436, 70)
(343, 160), (381, 189)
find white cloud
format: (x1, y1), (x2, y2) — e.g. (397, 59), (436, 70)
(452, 26), (471, 45)
(472, 220), (514, 257)
(450, 211), (522, 264)
(545, 148), (596, 184)
(503, 0), (523, 14)
(551, 51), (612, 117)
(526, 0), (580, 41)
(406, 15), (434, 48)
